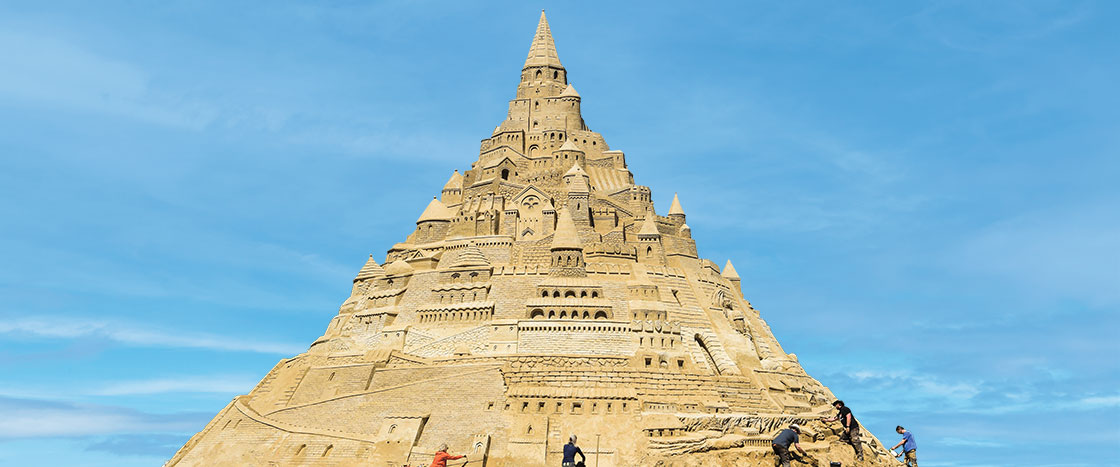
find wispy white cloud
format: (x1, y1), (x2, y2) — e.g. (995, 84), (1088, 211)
(1077, 395), (1120, 408)
(939, 437), (1005, 448)
(946, 201), (1120, 306)
(0, 318), (305, 355)
(0, 29), (217, 129)
(0, 396), (205, 438)
(89, 376), (258, 396)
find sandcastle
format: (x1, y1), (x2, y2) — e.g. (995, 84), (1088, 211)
(168, 12), (899, 467)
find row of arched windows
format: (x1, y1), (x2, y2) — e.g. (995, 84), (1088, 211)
(438, 290), (486, 304)
(419, 309), (493, 323)
(528, 309), (609, 320)
(539, 289), (599, 298)
(552, 253), (582, 267)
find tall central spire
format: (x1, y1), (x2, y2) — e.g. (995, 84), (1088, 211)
(524, 10), (563, 69)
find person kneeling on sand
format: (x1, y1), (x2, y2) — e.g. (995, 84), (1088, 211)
(772, 424), (810, 467)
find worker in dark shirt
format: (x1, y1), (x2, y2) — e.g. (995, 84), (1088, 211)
(821, 399), (864, 461)
(772, 424), (809, 467)
(562, 434), (585, 467)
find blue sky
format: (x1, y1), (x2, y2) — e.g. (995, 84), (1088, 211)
(0, 1), (1116, 466)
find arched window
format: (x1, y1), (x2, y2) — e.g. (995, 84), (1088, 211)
(501, 169), (509, 180)
(530, 309), (545, 319)
(591, 291), (599, 298)
(535, 70), (542, 78)
(647, 246), (653, 257)
(580, 291), (587, 298)
(553, 71), (558, 79)
(549, 310), (556, 318)
(553, 291), (560, 298)
(542, 291), (549, 298)
(564, 290), (576, 298)
(594, 311), (608, 320)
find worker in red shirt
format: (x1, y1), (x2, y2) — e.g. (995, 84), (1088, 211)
(429, 443), (465, 467)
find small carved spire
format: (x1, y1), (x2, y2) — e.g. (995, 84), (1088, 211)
(551, 208), (582, 250)
(417, 197), (453, 223)
(354, 255), (385, 282)
(668, 193), (685, 216)
(638, 210), (660, 237)
(722, 260), (741, 280)
(442, 170), (463, 191)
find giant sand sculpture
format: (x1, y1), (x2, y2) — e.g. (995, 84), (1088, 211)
(168, 12), (899, 467)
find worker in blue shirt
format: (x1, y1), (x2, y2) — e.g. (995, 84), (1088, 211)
(890, 425), (917, 466)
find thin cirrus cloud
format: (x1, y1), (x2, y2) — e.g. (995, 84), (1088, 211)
(0, 29), (216, 130)
(0, 396), (207, 439)
(89, 376), (260, 396)
(0, 318), (305, 355)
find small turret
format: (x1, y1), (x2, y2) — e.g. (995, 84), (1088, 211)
(441, 170), (463, 205)
(550, 208), (585, 272)
(723, 259), (742, 296)
(559, 84), (580, 99)
(563, 162), (590, 194)
(417, 197), (454, 224)
(451, 242), (490, 268)
(414, 197), (454, 244)
(555, 138), (585, 168)
(354, 255), (385, 283)
(518, 11), (567, 99)
(563, 162), (591, 225)
(638, 211), (661, 238)
(551, 208), (582, 251)
(668, 193), (685, 225)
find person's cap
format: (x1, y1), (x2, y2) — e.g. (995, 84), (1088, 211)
(790, 423), (801, 432)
